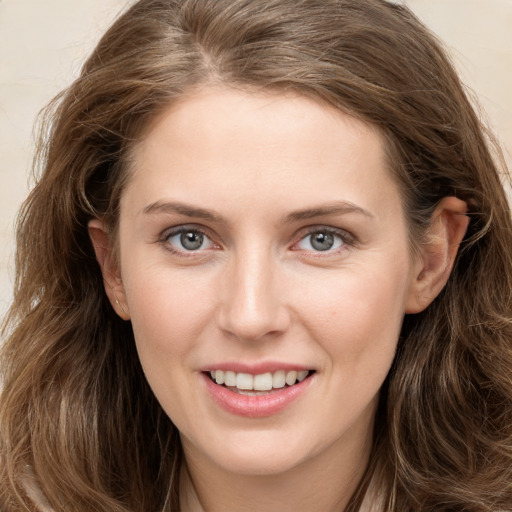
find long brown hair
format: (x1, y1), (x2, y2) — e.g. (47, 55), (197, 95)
(1, 1), (511, 510)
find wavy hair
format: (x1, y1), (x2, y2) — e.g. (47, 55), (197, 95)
(1, 0), (512, 510)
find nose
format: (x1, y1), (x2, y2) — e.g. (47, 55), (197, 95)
(216, 249), (291, 342)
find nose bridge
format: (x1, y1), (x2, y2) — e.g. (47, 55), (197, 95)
(217, 243), (289, 341)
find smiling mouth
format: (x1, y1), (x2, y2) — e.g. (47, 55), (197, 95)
(207, 370), (314, 395)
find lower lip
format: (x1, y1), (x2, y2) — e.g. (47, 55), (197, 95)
(203, 373), (313, 418)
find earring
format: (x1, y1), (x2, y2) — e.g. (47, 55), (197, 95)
(104, 277), (129, 317)
(113, 291), (129, 317)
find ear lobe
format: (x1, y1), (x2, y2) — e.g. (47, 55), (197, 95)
(88, 219), (131, 320)
(405, 196), (469, 314)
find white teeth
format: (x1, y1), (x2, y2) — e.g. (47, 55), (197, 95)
(224, 371), (236, 387)
(253, 372), (273, 391)
(272, 370), (286, 389)
(236, 373), (253, 390)
(209, 369), (311, 391)
(297, 370), (309, 382)
(285, 370), (298, 386)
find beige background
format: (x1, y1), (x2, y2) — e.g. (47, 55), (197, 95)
(1, 0), (511, 318)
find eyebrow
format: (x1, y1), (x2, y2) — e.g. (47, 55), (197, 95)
(141, 199), (373, 224)
(284, 201), (374, 223)
(142, 201), (225, 223)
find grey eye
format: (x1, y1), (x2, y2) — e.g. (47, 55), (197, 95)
(310, 232), (334, 251)
(297, 230), (344, 252)
(180, 231), (204, 250)
(166, 229), (214, 252)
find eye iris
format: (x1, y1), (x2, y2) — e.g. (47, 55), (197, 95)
(180, 231), (203, 250)
(310, 232), (334, 251)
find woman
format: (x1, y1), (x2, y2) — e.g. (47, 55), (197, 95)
(1, 0), (511, 510)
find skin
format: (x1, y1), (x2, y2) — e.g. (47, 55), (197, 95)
(89, 86), (468, 511)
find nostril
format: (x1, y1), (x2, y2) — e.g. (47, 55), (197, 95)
(216, 304), (292, 342)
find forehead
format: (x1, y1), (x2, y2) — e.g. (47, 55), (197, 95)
(133, 85), (384, 161)
(123, 86), (403, 224)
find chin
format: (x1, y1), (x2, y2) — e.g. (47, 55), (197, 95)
(192, 428), (322, 477)
(214, 450), (309, 477)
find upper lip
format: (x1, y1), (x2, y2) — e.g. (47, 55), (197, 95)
(200, 361), (313, 374)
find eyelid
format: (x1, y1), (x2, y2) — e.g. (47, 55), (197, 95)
(159, 224), (221, 255)
(291, 225), (357, 252)
(157, 223), (357, 256)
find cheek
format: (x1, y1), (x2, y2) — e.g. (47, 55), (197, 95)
(294, 259), (410, 367)
(121, 267), (219, 426)
(123, 266), (217, 365)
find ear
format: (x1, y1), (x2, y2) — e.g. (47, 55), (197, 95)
(405, 196), (469, 314)
(88, 219), (131, 320)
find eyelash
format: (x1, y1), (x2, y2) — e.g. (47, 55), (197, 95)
(160, 226), (218, 257)
(292, 226), (356, 255)
(159, 225), (356, 257)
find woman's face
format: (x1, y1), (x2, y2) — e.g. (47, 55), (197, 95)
(113, 87), (422, 476)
